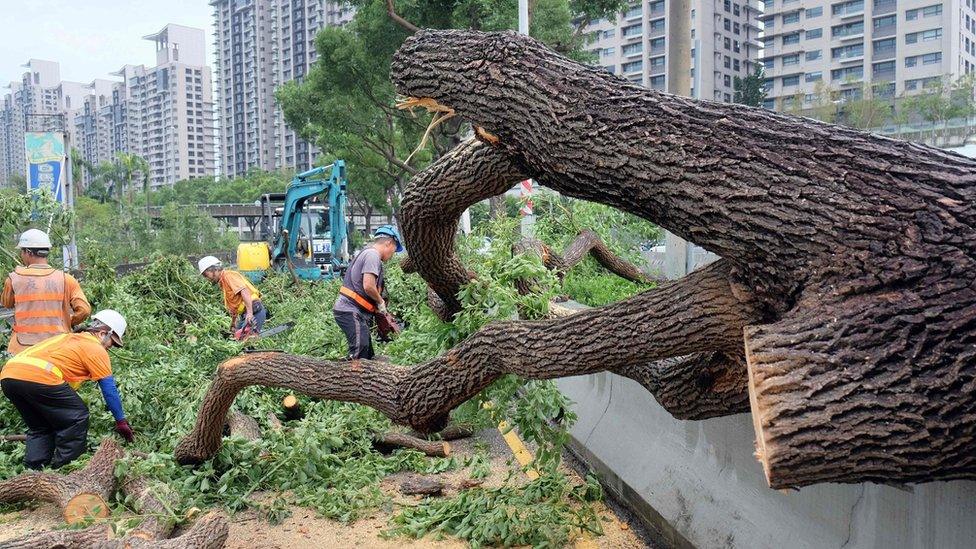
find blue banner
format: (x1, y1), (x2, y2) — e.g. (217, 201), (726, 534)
(24, 132), (65, 203)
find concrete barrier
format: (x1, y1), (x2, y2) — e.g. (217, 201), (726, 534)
(558, 372), (976, 548)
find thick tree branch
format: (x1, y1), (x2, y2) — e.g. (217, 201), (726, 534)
(175, 260), (762, 464)
(385, 0), (420, 33)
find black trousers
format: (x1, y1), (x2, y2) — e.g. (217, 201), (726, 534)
(333, 309), (374, 359)
(1, 378), (90, 469)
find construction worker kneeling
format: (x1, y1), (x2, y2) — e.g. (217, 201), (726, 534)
(198, 256), (267, 340)
(0, 310), (134, 470)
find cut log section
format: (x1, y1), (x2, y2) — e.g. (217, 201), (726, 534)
(400, 476), (445, 496)
(0, 434), (27, 442)
(0, 438), (122, 524)
(412, 424), (475, 441)
(120, 476), (178, 541)
(91, 510), (230, 549)
(374, 432), (451, 458)
(282, 394), (304, 421)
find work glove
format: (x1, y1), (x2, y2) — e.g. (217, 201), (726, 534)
(377, 302), (388, 314)
(115, 419), (135, 443)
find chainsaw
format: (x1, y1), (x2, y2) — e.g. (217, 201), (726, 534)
(233, 321), (295, 342)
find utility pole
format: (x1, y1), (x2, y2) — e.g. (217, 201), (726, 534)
(663, 0), (692, 279)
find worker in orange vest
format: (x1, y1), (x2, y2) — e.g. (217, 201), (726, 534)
(0, 309), (134, 469)
(1, 229), (90, 355)
(197, 256), (267, 339)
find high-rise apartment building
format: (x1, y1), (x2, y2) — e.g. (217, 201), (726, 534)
(585, 0), (762, 102)
(2, 25), (215, 189)
(211, 0), (354, 177)
(760, 0), (976, 109)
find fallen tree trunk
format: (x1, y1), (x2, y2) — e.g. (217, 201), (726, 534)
(0, 525), (112, 549)
(515, 230), (654, 287)
(120, 476), (178, 541)
(374, 432), (451, 457)
(0, 438), (122, 524)
(412, 424), (475, 441)
(390, 30), (976, 487)
(176, 259), (762, 464)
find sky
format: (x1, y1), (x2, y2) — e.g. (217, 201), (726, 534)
(0, 0), (214, 85)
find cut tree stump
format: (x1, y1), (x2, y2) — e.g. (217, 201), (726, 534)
(374, 432), (451, 457)
(0, 438), (122, 524)
(400, 476), (445, 496)
(282, 394), (304, 421)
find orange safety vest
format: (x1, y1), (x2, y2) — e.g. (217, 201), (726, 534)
(9, 267), (68, 346)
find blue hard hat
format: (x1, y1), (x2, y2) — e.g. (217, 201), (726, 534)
(374, 224), (404, 252)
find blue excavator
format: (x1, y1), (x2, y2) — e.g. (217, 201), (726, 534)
(237, 161), (350, 282)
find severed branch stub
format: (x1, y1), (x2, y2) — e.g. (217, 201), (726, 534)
(0, 437), (122, 525)
(399, 476), (445, 496)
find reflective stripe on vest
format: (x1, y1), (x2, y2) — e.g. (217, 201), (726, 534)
(339, 286), (377, 313)
(9, 268), (67, 346)
(5, 333), (70, 380)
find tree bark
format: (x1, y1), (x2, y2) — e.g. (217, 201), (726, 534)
(399, 476), (445, 496)
(412, 424), (475, 441)
(0, 438), (122, 524)
(374, 432), (451, 457)
(176, 259), (761, 464)
(0, 525), (112, 549)
(119, 476), (177, 541)
(390, 30), (976, 487)
(225, 410), (261, 441)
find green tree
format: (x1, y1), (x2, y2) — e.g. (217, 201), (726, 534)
(841, 81), (894, 130)
(900, 73), (976, 127)
(733, 66), (768, 107)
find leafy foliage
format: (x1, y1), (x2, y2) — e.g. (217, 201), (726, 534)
(733, 66), (768, 108)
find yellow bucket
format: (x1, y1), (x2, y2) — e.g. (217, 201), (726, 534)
(237, 242), (271, 272)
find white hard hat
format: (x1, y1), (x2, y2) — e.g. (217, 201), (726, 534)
(16, 229), (52, 249)
(92, 309), (126, 347)
(198, 255), (221, 274)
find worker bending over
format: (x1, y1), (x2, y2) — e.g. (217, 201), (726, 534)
(198, 256), (267, 339)
(2, 229), (90, 355)
(0, 310), (134, 470)
(333, 225), (403, 359)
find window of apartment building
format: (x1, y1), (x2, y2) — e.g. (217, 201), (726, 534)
(734, 3), (741, 15)
(873, 60), (896, 77)
(734, 22), (741, 34)
(832, 42), (864, 59)
(603, 65), (616, 74)
(724, 74), (732, 87)
(622, 60), (643, 73)
(725, 37), (732, 49)
(622, 43), (643, 56)
(650, 75), (666, 89)
(906, 4), (942, 20)
(725, 18), (732, 31)
(603, 29), (615, 39)
(762, 0), (774, 10)
(603, 47), (616, 56)
(650, 0), (665, 13)
(650, 18), (665, 32)
(806, 28), (823, 39)
(906, 52), (942, 66)
(806, 49), (823, 60)
(725, 55), (732, 68)
(873, 14), (896, 30)
(724, 0), (731, 11)
(784, 11), (800, 24)
(783, 32), (801, 45)
(783, 75), (800, 86)
(766, 17), (775, 29)
(832, 0), (864, 17)
(806, 71), (823, 82)
(783, 53), (801, 65)
(650, 37), (665, 50)
(831, 65), (864, 81)
(734, 59), (741, 71)
(906, 28), (942, 43)
(833, 21), (864, 37)
(905, 76), (941, 90)
(734, 40), (741, 52)
(873, 37), (896, 55)
(624, 4), (642, 19)
(806, 6), (823, 17)
(762, 97), (775, 110)
(650, 56), (666, 68)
